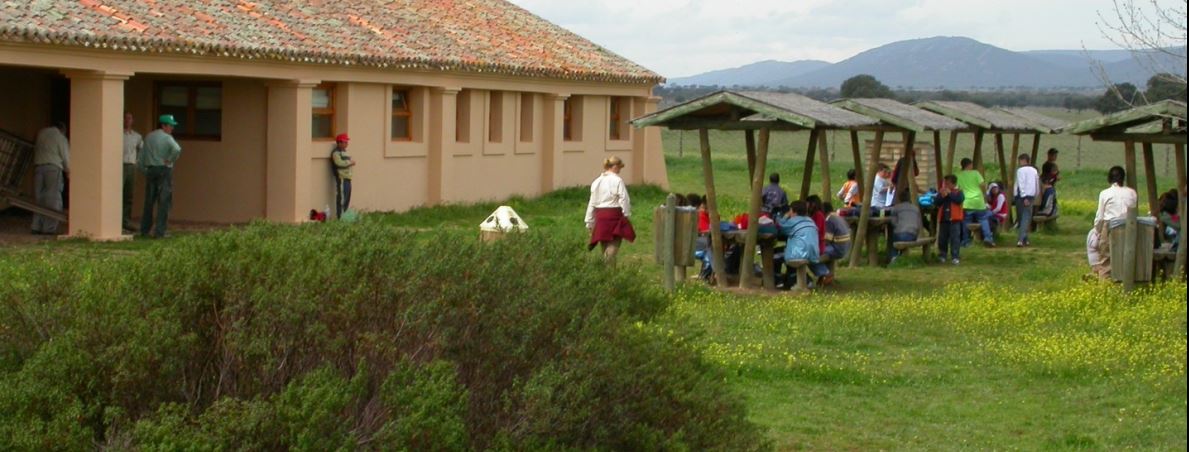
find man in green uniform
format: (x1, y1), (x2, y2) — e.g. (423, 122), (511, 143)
(330, 133), (355, 218)
(138, 114), (182, 238)
(956, 158), (994, 247)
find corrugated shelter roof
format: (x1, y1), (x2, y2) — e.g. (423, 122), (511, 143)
(916, 101), (1043, 133)
(1067, 100), (1187, 138)
(0, 0), (661, 84)
(999, 108), (1069, 133)
(832, 98), (967, 133)
(632, 90), (878, 130)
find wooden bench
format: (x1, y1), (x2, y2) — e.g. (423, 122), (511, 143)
(891, 236), (934, 263)
(1031, 212), (1059, 232)
(1153, 248), (1178, 281)
(784, 259), (815, 291)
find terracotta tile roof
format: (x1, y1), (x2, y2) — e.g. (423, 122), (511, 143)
(0, 0), (662, 84)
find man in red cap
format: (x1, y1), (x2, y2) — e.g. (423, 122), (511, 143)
(330, 133), (355, 218)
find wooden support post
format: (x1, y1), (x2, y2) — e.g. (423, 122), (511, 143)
(1030, 133), (1041, 167)
(760, 242), (776, 291)
(800, 129), (820, 200)
(663, 193), (676, 293)
(699, 129), (727, 285)
(819, 131), (832, 200)
(902, 131), (919, 207)
(1142, 142), (1158, 215)
(745, 129), (757, 180)
(849, 130), (884, 268)
(933, 130), (944, 188)
(678, 130), (683, 158)
(1122, 207), (1138, 292)
(1010, 133), (1021, 184)
(973, 129), (986, 175)
(1174, 143), (1186, 279)
(945, 130), (958, 176)
(995, 133), (1009, 189)
(1124, 141), (1138, 189)
(850, 131), (865, 191)
(740, 128), (771, 289)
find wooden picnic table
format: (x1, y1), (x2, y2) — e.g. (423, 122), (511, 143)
(722, 229), (779, 291)
(846, 215), (894, 266)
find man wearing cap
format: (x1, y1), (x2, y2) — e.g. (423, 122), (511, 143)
(139, 114), (182, 238)
(330, 133), (355, 218)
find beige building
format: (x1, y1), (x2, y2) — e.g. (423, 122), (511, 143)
(0, 0), (667, 240)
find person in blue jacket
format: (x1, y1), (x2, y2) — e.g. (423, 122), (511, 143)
(778, 200), (832, 288)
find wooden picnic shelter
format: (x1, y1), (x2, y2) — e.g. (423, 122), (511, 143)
(917, 101), (1057, 201)
(1000, 108), (1069, 163)
(631, 90), (877, 290)
(1067, 100), (1187, 277)
(832, 98), (968, 267)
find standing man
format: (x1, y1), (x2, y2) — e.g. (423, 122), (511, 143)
(956, 158), (994, 247)
(30, 122), (69, 235)
(761, 172), (788, 215)
(122, 112), (144, 232)
(139, 114), (182, 238)
(1014, 154), (1040, 247)
(330, 133), (355, 218)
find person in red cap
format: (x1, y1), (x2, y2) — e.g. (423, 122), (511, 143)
(330, 133), (355, 218)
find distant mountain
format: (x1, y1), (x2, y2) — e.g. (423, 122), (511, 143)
(671, 36), (1187, 90)
(775, 36), (1086, 89)
(667, 59), (830, 87)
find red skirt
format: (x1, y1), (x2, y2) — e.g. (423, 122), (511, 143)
(588, 208), (636, 250)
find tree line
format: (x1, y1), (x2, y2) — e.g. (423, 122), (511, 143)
(658, 73), (1186, 113)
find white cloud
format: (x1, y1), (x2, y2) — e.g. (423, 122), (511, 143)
(508, 0), (1132, 78)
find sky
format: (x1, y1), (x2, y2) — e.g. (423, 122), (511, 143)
(506, 0), (1145, 78)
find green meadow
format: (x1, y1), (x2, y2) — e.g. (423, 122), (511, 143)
(1, 115), (1185, 450)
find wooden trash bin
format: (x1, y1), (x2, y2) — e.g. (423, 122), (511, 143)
(1109, 217), (1156, 282)
(654, 206), (697, 267)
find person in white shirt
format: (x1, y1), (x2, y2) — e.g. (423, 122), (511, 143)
(122, 112), (144, 231)
(870, 164), (893, 211)
(585, 156), (635, 265)
(1087, 166), (1138, 279)
(30, 122), (69, 235)
(1014, 154), (1040, 247)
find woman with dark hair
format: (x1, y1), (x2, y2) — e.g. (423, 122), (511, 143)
(1087, 166), (1137, 279)
(806, 194), (827, 255)
(836, 169), (861, 208)
(1157, 189), (1180, 248)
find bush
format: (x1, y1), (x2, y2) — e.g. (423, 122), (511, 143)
(0, 220), (766, 450)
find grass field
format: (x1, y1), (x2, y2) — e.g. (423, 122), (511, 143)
(1, 125), (1185, 449)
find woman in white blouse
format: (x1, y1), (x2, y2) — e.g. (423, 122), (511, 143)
(585, 156), (635, 265)
(1087, 166), (1137, 279)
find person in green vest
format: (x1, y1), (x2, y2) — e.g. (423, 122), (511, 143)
(138, 114), (182, 238)
(330, 133), (355, 218)
(956, 158), (995, 247)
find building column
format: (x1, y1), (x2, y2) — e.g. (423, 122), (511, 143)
(541, 93), (568, 193)
(634, 95), (668, 188)
(265, 80), (317, 222)
(64, 70), (131, 241)
(428, 87), (460, 205)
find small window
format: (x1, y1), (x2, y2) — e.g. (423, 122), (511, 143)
(456, 90), (471, 143)
(563, 96), (583, 142)
(519, 93), (534, 142)
(155, 82), (222, 139)
(312, 83), (336, 139)
(392, 88), (412, 141)
(489, 91), (503, 143)
(609, 97), (629, 141)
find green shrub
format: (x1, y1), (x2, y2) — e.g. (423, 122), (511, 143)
(0, 220), (765, 450)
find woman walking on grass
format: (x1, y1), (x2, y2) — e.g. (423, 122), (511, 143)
(585, 156), (635, 266)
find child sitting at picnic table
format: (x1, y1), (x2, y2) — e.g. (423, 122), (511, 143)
(806, 194), (828, 256)
(836, 169), (861, 208)
(778, 200), (833, 288)
(936, 174), (965, 265)
(888, 192), (922, 264)
(822, 202), (851, 261)
(987, 182), (1009, 232)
